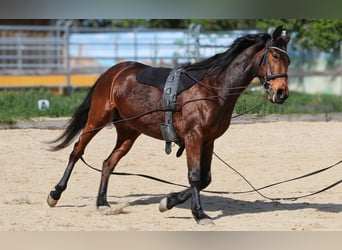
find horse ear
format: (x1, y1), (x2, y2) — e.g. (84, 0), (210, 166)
(284, 32), (291, 45)
(272, 25), (283, 42)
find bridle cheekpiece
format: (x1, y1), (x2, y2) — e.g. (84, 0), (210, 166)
(257, 42), (289, 94)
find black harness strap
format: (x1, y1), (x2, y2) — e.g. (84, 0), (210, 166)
(161, 66), (184, 155)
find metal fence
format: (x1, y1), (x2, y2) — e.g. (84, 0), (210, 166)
(0, 23), (242, 92)
(0, 25), (64, 72)
(0, 24), (341, 95)
(0, 23), (229, 73)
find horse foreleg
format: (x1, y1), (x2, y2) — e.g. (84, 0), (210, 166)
(96, 127), (140, 207)
(189, 141), (213, 224)
(188, 176), (212, 224)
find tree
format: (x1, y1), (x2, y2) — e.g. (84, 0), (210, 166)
(185, 19), (342, 54)
(255, 19), (342, 54)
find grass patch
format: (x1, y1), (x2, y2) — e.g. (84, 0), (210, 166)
(0, 87), (342, 124)
(0, 88), (88, 124)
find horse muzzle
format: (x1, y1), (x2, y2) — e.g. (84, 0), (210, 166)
(265, 82), (289, 104)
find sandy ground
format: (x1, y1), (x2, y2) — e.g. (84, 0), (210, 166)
(0, 120), (341, 231)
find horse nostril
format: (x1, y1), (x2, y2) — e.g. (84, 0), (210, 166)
(277, 89), (288, 101)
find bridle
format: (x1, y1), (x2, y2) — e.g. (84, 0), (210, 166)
(257, 42), (290, 94)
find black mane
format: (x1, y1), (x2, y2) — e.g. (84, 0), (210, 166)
(184, 32), (271, 76)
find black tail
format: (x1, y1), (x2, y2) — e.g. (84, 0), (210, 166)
(49, 84), (96, 151)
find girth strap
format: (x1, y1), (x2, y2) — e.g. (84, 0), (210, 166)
(161, 66), (183, 155)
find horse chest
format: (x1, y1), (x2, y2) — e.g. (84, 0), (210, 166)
(211, 116), (232, 139)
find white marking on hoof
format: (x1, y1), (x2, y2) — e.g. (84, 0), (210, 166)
(96, 205), (111, 211)
(47, 194), (58, 207)
(159, 197), (168, 212)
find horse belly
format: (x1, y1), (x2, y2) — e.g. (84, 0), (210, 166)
(114, 81), (165, 140)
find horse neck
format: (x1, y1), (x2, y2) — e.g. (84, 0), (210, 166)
(219, 44), (262, 100)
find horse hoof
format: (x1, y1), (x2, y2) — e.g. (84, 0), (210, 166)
(96, 204), (111, 211)
(159, 197), (168, 212)
(198, 218), (215, 226)
(47, 194), (58, 207)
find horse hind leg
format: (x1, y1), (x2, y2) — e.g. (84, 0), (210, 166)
(96, 125), (141, 207)
(159, 187), (192, 212)
(47, 113), (114, 207)
(159, 181), (211, 216)
(47, 125), (103, 207)
(160, 141), (214, 225)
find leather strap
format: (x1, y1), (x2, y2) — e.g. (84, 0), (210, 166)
(161, 66), (183, 154)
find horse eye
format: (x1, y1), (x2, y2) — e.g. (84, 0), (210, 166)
(272, 53), (279, 60)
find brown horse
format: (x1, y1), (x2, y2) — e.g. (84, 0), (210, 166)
(47, 26), (290, 224)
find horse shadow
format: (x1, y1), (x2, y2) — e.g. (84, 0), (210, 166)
(106, 192), (342, 220)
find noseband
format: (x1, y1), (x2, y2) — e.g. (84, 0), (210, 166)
(257, 44), (289, 94)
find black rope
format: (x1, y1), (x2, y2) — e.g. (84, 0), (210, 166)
(80, 155), (342, 201)
(80, 156), (188, 188)
(212, 152), (342, 201)
(78, 94), (233, 138)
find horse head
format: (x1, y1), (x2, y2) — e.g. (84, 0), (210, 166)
(257, 26), (291, 104)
